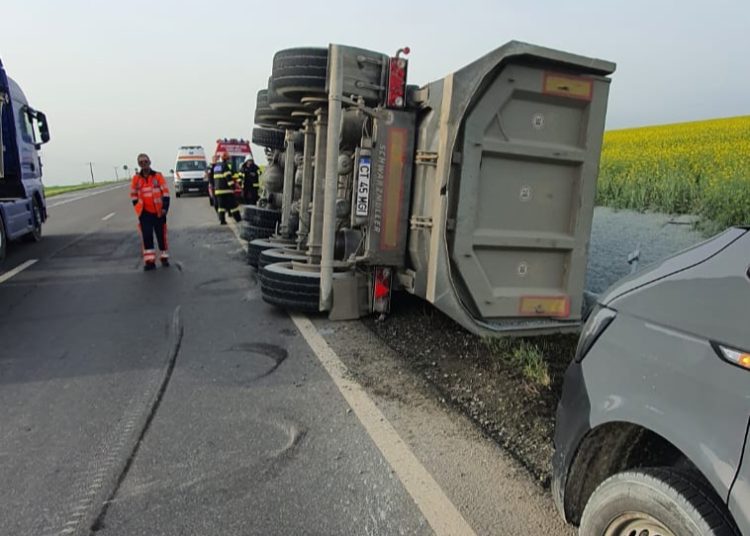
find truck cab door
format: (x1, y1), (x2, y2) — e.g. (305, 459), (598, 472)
(0, 60), (25, 199)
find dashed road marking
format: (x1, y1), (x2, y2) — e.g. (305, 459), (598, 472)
(101, 212), (116, 221)
(0, 259), (38, 284)
(291, 314), (478, 536)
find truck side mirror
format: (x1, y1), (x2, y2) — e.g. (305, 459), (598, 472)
(36, 111), (50, 144)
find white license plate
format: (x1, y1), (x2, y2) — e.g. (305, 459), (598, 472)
(188, 188), (200, 192)
(355, 156), (371, 217)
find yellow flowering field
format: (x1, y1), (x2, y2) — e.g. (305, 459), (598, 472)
(597, 115), (750, 228)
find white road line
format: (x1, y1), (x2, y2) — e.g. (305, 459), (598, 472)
(291, 314), (478, 536)
(47, 184), (129, 208)
(227, 219), (243, 243)
(0, 259), (38, 284)
(102, 212), (116, 221)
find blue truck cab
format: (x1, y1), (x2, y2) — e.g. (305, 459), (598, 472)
(0, 57), (50, 263)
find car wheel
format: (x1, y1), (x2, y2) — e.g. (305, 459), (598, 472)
(23, 197), (43, 243)
(579, 468), (738, 536)
(259, 261), (320, 312)
(0, 215), (7, 263)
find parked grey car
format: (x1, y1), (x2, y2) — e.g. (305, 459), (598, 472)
(553, 226), (750, 535)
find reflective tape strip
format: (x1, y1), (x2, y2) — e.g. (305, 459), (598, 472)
(214, 189), (233, 194)
(230, 207), (240, 213)
(217, 208), (226, 213)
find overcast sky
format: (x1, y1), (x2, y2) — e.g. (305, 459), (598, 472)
(2, 0), (748, 185)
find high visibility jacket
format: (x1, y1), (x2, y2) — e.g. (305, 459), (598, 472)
(212, 162), (240, 195)
(131, 170), (170, 217)
(240, 162), (260, 188)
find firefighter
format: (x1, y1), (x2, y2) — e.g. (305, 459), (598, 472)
(212, 151), (242, 224)
(206, 154), (218, 209)
(240, 155), (261, 205)
(130, 153), (170, 271)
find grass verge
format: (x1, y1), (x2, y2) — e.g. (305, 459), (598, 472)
(44, 180), (124, 198)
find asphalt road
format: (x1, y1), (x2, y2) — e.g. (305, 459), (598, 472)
(0, 184), (571, 536)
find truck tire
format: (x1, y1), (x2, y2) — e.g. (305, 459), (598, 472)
(251, 127), (285, 151)
(247, 238), (279, 267)
(272, 48), (328, 97)
(242, 205), (281, 227)
(255, 89), (287, 126)
(239, 221), (275, 242)
(258, 248), (307, 269)
(22, 197), (43, 243)
(259, 261), (320, 312)
(267, 77), (303, 111)
(579, 468), (738, 536)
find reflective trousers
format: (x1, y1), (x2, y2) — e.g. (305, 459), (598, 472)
(139, 211), (169, 264)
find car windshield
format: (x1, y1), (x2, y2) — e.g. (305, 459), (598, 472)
(176, 160), (206, 171)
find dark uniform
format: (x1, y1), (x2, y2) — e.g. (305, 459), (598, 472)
(240, 159), (261, 205)
(212, 159), (242, 224)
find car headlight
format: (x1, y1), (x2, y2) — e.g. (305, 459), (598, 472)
(575, 305), (617, 362)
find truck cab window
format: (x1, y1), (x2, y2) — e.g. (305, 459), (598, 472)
(19, 106), (36, 144)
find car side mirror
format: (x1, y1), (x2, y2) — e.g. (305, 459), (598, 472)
(170, 169), (175, 174)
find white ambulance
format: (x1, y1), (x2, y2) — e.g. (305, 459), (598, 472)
(173, 145), (208, 197)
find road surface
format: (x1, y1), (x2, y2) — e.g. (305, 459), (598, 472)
(0, 184), (571, 535)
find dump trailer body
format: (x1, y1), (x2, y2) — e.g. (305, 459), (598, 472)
(407, 41), (615, 336)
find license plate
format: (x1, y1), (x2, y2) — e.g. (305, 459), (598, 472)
(355, 156), (371, 217)
(189, 188), (199, 192)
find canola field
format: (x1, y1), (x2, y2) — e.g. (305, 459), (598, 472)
(596, 115), (750, 229)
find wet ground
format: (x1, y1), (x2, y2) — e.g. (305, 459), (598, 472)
(367, 207), (711, 485)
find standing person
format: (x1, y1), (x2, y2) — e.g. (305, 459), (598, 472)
(240, 155), (261, 205)
(130, 153), (170, 271)
(212, 151), (241, 224)
(206, 153), (218, 210)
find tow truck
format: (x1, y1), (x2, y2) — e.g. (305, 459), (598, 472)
(0, 57), (51, 264)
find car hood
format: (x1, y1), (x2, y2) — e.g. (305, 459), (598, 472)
(599, 227), (749, 306)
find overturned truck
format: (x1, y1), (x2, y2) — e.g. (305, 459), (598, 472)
(245, 41), (615, 336)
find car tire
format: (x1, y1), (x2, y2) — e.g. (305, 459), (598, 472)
(0, 215), (7, 263)
(579, 468), (739, 536)
(247, 238), (279, 267)
(259, 261), (320, 312)
(258, 248), (307, 270)
(23, 197), (43, 243)
(251, 127), (286, 151)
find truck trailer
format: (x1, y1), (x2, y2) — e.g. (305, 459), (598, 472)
(246, 41), (615, 337)
(0, 57), (50, 263)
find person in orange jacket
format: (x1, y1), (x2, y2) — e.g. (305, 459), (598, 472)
(130, 153), (170, 271)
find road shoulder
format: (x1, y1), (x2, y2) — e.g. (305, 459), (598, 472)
(312, 317), (573, 536)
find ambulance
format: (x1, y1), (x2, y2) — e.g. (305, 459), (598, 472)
(173, 145), (208, 197)
(211, 138), (254, 201)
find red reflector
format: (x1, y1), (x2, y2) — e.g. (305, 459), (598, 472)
(373, 267), (392, 314)
(374, 279), (389, 299)
(386, 56), (408, 108)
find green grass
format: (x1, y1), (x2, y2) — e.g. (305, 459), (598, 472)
(484, 338), (552, 388)
(44, 180), (124, 198)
